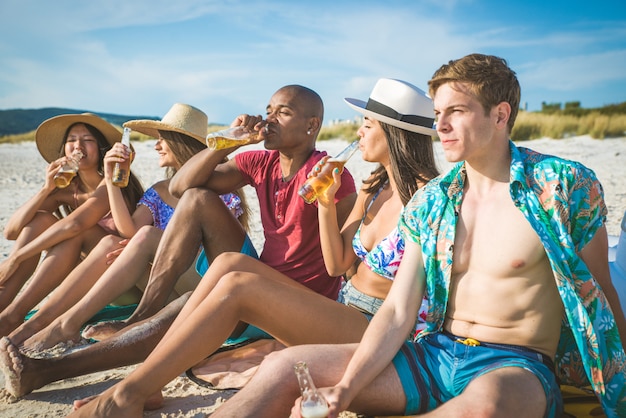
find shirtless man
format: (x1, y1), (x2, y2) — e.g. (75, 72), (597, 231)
(209, 53), (626, 417)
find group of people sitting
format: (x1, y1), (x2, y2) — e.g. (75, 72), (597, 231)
(0, 52), (625, 418)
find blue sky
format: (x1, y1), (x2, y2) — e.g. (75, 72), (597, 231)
(0, 0), (624, 125)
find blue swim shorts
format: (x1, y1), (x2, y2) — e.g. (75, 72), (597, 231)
(392, 331), (563, 416)
(195, 234), (258, 276)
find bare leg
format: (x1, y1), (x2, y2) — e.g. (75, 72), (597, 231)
(18, 227), (161, 351)
(218, 343), (548, 417)
(0, 292), (190, 398)
(212, 343), (407, 417)
(0, 212), (58, 314)
(67, 254), (368, 417)
(115, 188), (247, 325)
(0, 236), (83, 337)
(9, 235), (124, 347)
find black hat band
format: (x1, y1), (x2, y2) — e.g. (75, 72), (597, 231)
(365, 98), (434, 129)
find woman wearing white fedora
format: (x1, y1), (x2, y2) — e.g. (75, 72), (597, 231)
(0, 113), (144, 337)
(67, 78), (440, 417)
(7, 103), (253, 353)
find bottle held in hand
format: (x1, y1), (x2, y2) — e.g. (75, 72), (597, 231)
(112, 127), (133, 188)
(53, 150), (83, 188)
(206, 126), (260, 150)
(294, 361), (329, 418)
(298, 140), (359, 204)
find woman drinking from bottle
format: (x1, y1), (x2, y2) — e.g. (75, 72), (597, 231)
(0, 114), (143, 337)
(66, 78), (440, 416)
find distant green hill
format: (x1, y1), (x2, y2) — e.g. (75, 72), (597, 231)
(0, 108), (160, 136)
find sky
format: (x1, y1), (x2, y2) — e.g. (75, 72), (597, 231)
(0, 0), (625, 125)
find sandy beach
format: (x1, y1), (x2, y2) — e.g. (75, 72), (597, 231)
(0, 136), (625, 417)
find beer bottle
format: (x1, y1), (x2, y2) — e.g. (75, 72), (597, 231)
(298, 140), (359, 204)
(294, 361), (329, 418)
(206, 126), (259, 150)
(53, 150), (83, 188)
(112, 127), (133, 187)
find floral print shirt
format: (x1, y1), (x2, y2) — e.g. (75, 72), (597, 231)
(398, 141), (626, 417)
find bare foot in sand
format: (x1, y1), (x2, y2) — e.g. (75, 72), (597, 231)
(19, 320), (82, 354)
(81, 320), (127, 341)
(67, 386), (145, 417)
(0, 336), (44, 397)
(72, 389), (164, 413)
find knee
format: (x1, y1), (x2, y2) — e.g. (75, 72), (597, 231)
(258, 348), (299, 379)
(179, 188), (223, 211)
(212, 252), (250, 271)
(134, 225), (161, 244)
(97, 234), (123, 250)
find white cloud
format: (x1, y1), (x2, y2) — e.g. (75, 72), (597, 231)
(0, 1), (623, 122)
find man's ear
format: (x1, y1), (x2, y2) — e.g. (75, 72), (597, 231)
(495, 102), (511, 128)
(308, 117), (321, 134)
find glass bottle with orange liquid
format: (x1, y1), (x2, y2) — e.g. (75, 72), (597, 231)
(53, 150), (83, 188)
(298, 140), (359, 204)
(206, 126), (260, 150)
(112, 127), (133, 187)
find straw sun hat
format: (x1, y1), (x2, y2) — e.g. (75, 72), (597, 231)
(35, 113), (122, 163)
(123, 103), (208, 144)
(344, 78), (436, 136)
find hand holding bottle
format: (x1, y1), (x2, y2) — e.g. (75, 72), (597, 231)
(298, 140), (359, 204)
(112, 127), (133, 187)
(305, 156), (343, 206)
(206, 114), (267, 150)
(294, 361), (329, 418)
(206, 126), (261, 150)
(53, 150), (83, 189)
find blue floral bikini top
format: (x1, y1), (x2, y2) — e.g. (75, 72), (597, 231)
(138, 187), (243, 231)
(351, 184), (405, 280)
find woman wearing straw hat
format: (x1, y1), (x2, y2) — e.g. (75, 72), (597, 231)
(7, 103), (253, 352)
(0, 114), (144, 335)
(64, 78), (440, 417)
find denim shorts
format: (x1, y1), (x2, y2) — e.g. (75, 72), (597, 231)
(336, 280), (384, 321)
(392, 331), (563, 417)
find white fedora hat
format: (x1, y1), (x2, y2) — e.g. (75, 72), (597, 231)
(123, 103), (208, 144)
(344, 78), (435, 136)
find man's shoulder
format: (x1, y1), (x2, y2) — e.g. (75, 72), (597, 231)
(236, 149), (276, 165)
(516, 145), (581, 168)
(515, 145), (598, 181)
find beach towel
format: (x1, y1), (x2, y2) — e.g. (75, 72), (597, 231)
(186, 338), (286, 390)
(25, 303), (137, 327)
(561, 385), (606, 417)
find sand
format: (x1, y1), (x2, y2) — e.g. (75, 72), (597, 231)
(0, 136), (624, 417)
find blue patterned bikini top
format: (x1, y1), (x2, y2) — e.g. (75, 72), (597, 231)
(138, 187), (243, 231)
(351, 184), (405, 280)
(138, 187), (175, 230)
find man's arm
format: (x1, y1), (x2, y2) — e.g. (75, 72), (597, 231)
(579, 225), (626, 344)
(322, 240), (425, 416)
(169, 114), (264, 197)
(169, 148), (245, 198)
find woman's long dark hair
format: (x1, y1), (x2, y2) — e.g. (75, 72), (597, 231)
(362, 121), (439, 205)
(61, 122), (144, 211)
